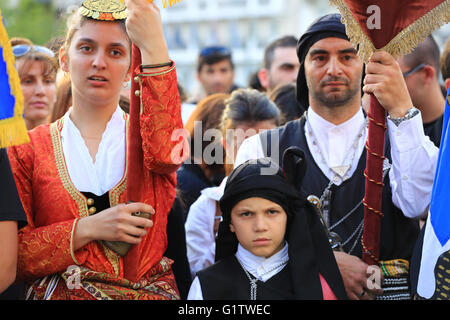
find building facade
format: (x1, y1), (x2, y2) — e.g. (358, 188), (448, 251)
(160, 0), (334, 98)
(5, 0), (448, 99)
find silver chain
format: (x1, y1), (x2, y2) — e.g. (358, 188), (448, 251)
(236, 257), (288, 300)
(305, 111), (367, 183)
(305, 111), (368, 253)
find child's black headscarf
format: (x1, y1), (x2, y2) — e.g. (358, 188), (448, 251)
(216, 147), (348, 300)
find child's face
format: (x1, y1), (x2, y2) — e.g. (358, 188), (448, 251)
(230, 197), (287, 258)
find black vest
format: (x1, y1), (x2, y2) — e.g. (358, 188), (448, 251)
(198, 256), (295, 300)
(259, 117), (419, 260)
(423, 114), (444, 148)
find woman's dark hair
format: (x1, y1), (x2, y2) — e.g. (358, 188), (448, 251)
(247, 70), (265, 92)
(184, 93), (229, 172)
(51, 74), (72, 122)
(268, 83), (306, 125)
(221, 88), (280, 134)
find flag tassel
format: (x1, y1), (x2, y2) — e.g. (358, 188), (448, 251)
(0, 9), (29, 148)
(330, 0), (450, 63)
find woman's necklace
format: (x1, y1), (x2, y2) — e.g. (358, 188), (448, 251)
(236, 257), (288, 300)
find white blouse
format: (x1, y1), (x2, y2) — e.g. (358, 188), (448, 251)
(60, 106), (126, 196)
(185, 177), (227, 279)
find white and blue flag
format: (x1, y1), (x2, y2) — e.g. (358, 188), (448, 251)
(417, 86), (450, 299)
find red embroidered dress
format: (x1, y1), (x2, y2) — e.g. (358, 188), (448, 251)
(8, 66), (187, 300)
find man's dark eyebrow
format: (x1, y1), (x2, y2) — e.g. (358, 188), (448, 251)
(309, 47), (357, 56)
(339, 48), (358, 55)
(309, 49), (329, 56)
(279, 62), (296, 67)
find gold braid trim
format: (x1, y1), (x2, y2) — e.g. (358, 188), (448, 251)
(104, 113), (128, 278)
(51, 120), (122, 277)
(329, 0), (450, 63)
(382, 0), (450, 60)
(0, 9), (29, 148)
(109, 113), (128, 206)
(70, 218), (83, 265)
(50, 120), (89, 218)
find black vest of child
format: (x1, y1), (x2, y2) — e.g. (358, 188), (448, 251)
(197, 256), (295, 300)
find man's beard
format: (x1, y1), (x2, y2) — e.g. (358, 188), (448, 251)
(308, 76), (360, 108)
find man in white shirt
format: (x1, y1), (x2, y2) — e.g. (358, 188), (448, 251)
(234, 14), (439, 300)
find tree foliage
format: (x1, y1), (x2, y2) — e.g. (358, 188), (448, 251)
(1, 0), (65, 46)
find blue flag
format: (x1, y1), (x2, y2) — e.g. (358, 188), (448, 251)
(0, 9), (29, 148)
(417, 86), (450, 299)
(0, 47), (16, 120)
(430, 88), (450, 246)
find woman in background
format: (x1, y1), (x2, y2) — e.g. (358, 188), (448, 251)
(177, 93), (229, 214)
(185, 88), (280, 279)
(11, 37), (57, 130)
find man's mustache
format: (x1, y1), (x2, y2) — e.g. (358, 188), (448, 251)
(320, 76), (349, 86)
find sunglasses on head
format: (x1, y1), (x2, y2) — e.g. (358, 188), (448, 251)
(200, 46), (231, 58)
(402, 63), (426, 78)
(12, 44), (55, 58)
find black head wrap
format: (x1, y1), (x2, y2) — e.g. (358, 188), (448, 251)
(296, 13), (350, 110)
(216, 147), (348, 300)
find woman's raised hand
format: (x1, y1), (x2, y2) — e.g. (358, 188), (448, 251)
(124, 0), (170, 65)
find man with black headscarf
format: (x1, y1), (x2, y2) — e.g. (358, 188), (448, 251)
(235, 14), (439, 300)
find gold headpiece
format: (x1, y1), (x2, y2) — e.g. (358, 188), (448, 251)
(79, 0), (127, 21)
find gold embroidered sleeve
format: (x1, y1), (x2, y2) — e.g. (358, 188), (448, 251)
(137, 66), (189, 174)
(17, 219), (88, 281)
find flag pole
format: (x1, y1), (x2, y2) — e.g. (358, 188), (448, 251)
(361, 94), (386, 265)
(123, 0), (183, 282)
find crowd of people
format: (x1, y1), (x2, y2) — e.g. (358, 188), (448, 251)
(1, 0), (449, 301)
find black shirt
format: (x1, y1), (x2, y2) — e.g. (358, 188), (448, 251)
(423, 115), (444, 148)
(0, 148), (27, 300)
(0, 148), (27, 228)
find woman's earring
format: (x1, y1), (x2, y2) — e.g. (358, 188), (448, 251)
(122, 80), (131, 89)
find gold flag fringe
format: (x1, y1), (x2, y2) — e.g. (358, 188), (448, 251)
(120, 0), (183, 9)
(0, 9), (29, 148)
(329, 0), (450, 63)
(161, 0), (183, 8)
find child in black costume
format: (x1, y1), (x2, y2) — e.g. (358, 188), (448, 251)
(187, 147), (347, 300)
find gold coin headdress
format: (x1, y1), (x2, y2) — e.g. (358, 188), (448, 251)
(79, 0), (127, 21)
(79, 0), (183, 21)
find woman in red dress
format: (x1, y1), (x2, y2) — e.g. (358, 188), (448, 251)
(7, 0), (187, 300)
